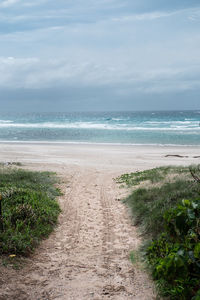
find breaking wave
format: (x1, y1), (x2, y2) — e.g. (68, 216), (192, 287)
(0, 121), (199, 131)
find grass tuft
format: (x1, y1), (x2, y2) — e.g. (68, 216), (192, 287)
(0, 167), (61, 256)
(117, 165), (200, 239)
(125, 179), (200, 239)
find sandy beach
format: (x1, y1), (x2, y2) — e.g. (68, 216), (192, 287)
(0, 142), (199, 171)
(0, 143), (199, 300)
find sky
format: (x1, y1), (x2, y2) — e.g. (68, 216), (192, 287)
(0, 0), (200, 112)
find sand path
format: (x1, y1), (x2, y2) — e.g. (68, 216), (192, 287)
(0, 143), (199, 299)
(0, 164), (155, 299)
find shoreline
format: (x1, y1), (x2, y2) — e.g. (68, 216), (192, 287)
(0, 140), (200, 147)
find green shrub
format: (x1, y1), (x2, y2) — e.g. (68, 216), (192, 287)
(146, 198), (200, 299)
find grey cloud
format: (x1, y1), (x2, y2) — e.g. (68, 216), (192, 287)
(0, 0), (200, 112)
(0, 85), (199, 112)
(0, 57), (200, 96)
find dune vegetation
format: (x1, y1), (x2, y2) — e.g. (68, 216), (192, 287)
(0, 165), (61, 256)
(117, 165), (200, 300)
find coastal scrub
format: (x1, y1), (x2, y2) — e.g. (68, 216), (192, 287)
(117, 165), (200, 299)
(0, 166), (61, 255)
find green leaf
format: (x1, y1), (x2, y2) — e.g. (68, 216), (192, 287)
(194, 243), (200, 259)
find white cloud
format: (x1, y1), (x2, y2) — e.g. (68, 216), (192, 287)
(0, 0), (47, 8)
(111, 6), (200, 23)
(0, 0), (20, 8)
(188, 9), (200, 21)
(112, 11), (175, 22)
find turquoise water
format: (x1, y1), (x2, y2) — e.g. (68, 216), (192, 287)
(0, 111), (199, 145)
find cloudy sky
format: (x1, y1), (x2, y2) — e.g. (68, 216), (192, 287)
(0, 0), (200, 112)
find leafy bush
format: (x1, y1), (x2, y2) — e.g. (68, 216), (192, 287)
(146, 198), (200, 299)
(0, 168), (61, 255)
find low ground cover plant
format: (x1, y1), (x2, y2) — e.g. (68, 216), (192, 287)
(0, 167), (61, 255)
(115, 166), (188, 187)
(117, 165), (200, 299)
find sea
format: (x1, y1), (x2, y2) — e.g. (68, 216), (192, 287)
(0, 111), (199, 146)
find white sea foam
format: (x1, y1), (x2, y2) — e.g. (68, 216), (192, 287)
(0, 120), (13, 123)
(145, 121), (199, 125)
(111, 118), (127, 121)
(0, 121), (199, 131)
(0, 140), (199, 147)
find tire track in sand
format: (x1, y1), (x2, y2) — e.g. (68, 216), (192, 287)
(0, 165), (156, 300)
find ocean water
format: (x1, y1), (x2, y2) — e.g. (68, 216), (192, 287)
(0, 111), (199, 145)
